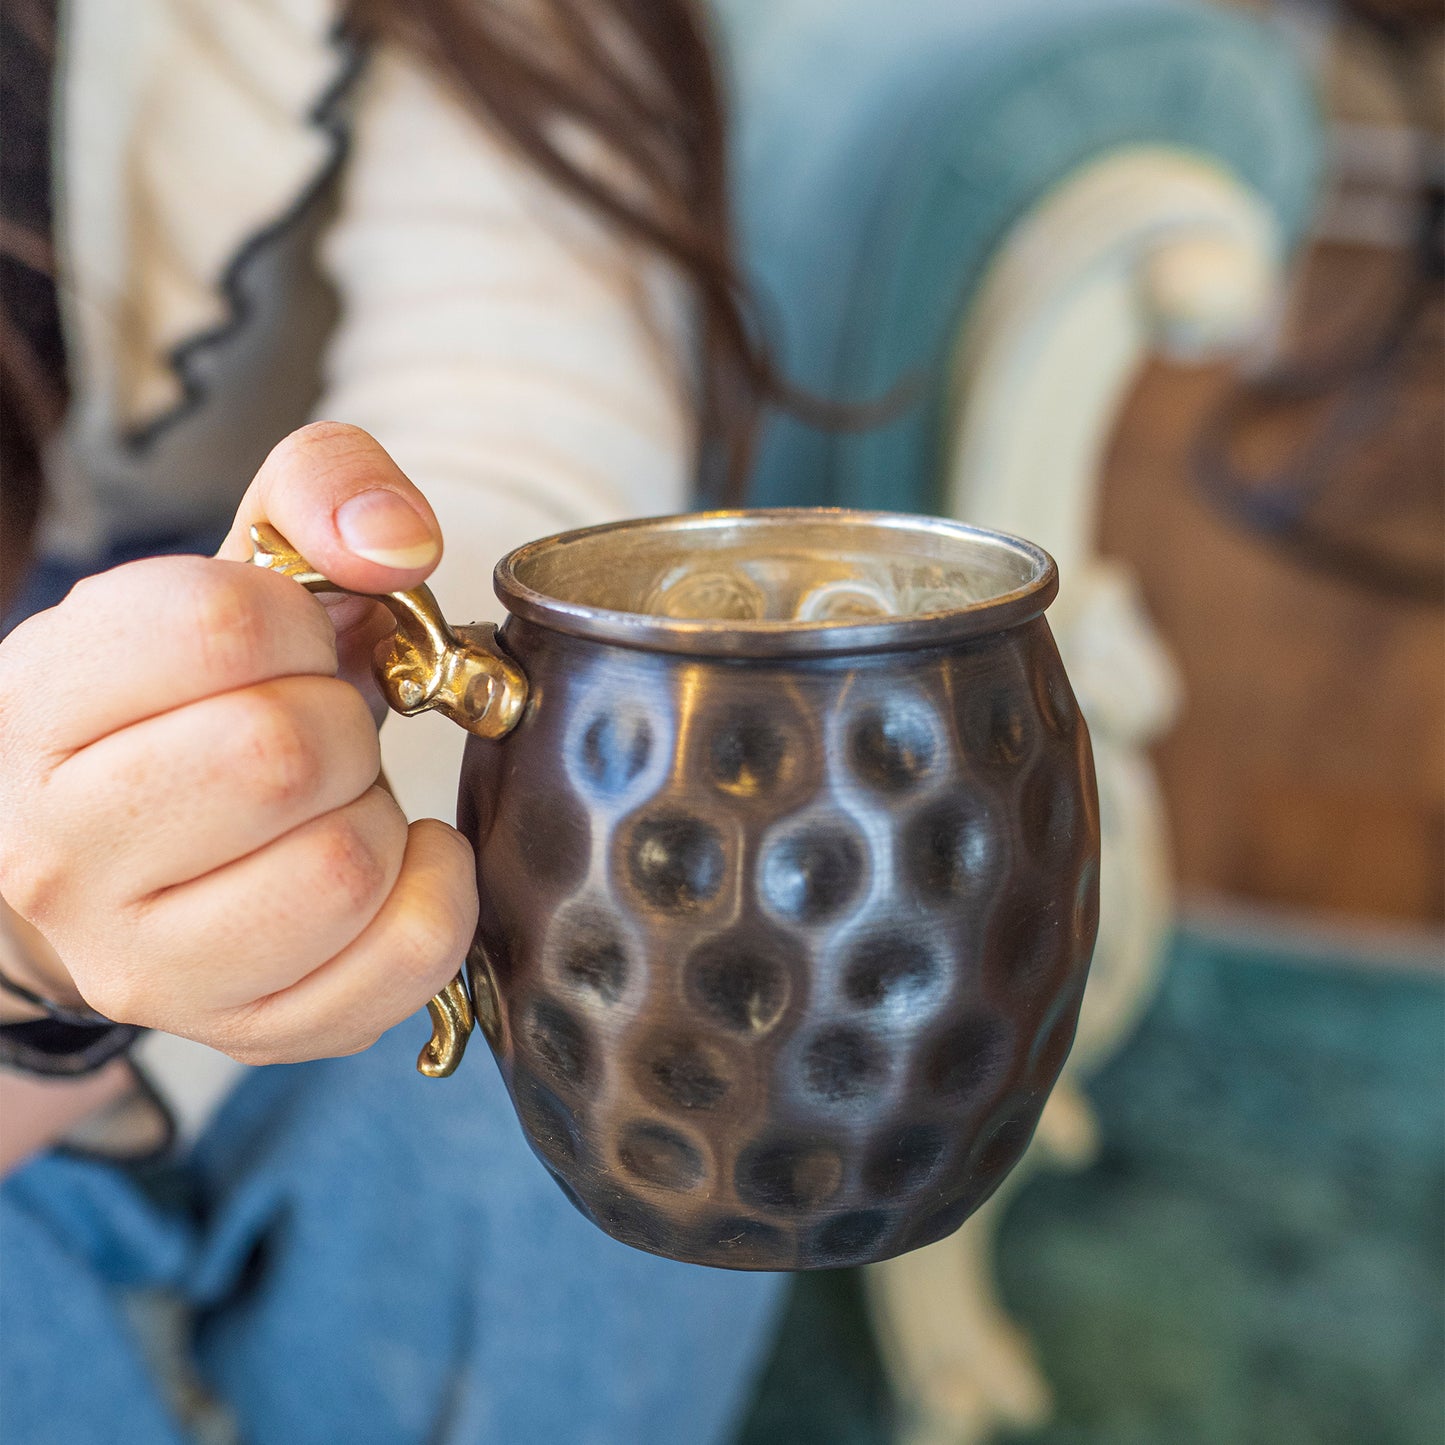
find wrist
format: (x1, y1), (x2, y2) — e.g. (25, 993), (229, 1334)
(0, 896), (86, 1013)
(0, 915), (143, 1076)
(0, 992), (47, 1025)
(0, 1059), (139, 1176)
(0, 899), (142, 1075)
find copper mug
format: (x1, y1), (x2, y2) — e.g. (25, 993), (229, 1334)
(251, 509), (1099, 1270)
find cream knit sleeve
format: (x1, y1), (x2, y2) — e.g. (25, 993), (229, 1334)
(313, 43), (695, 823)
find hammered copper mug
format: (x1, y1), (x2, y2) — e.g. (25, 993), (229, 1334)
(250, 508), (1099, 1271)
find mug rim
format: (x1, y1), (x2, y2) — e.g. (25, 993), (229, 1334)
(493, 507), (1058, 657)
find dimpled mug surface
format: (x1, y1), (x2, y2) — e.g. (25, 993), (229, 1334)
(451, 510), (1100, 1271)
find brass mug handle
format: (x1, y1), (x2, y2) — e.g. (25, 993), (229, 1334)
(248, 523), (528, 1078)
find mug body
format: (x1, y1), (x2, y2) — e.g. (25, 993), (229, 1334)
(456, 511), (1099, 1270)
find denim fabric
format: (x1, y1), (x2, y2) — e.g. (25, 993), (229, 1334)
(1, 539), (785, 1443)
(2, 1025), (786, 1445)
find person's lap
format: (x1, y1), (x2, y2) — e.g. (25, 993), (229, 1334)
(1, 1017), (785, 1444)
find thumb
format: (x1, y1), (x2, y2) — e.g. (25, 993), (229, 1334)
(216, 421), (443, 593)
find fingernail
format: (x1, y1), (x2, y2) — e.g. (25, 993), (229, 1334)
(335, 489), (439, 569)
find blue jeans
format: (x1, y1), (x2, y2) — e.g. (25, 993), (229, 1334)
(2, 1025), (784, 1444)
(1, 540), (785, 1443)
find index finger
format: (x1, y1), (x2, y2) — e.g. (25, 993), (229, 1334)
(0, 554), (338, 761)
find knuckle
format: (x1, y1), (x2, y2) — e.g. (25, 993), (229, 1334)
(312, 1020), (384, 1060)
(308, 809), (394, 918)
(62, 568), (117, 611)
(276, 419), (373, 467)
(289, 418), (364, 448)
(231, 690), (318, 811)
(0, 616), (53, 752)
(204, 1005), (283, 1067)
(209, 1006), (379, 1067)
(207, 1027), (273, 1068)
(310, 678), (380, 785)
(392, 901), (467, 987)
(262, 423), (378, 496)
(0, 847), (63, 924)
(78, 968), (145, 1027)
(331, 675), (381, 741)
(217, 1034), (278, 1068)
(189, 566), (274, 682)
(332, 1033), (382, 1060)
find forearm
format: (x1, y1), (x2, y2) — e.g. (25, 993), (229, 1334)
(0, 1060), (135, 1176)
(0, 893), (144, 1173)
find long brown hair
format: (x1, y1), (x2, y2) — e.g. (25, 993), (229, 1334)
(0, 0), (67, 602)
(1, 0), (806, 603)
(351, 0), (803, 504)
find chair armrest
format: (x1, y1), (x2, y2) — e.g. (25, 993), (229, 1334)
(717, 0), (1323, 511)
(944, 145), (1281, 578)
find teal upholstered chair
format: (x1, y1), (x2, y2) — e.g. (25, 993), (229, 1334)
(714, 2), (1322, 1440)
(719, 0), (1319, 511)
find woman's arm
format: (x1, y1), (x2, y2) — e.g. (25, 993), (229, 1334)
(312, 43), (695, 821)
(0, 34), (699, 1165)
(0, 898), (129, 1172)
(0, 1064), (136, 1175)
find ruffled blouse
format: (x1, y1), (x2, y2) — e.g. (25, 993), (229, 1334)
(35, 0), (695, 1147)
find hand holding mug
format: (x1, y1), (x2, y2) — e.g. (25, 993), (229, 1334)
(1, 419), (1101, 1273)
(0, 423), (477, 1064)
(244, 492), (1100, 1272)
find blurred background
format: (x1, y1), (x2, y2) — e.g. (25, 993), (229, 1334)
(721, 0), (1444, 1440)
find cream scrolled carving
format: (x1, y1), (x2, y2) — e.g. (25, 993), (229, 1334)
(869, 146), (1284, 1445)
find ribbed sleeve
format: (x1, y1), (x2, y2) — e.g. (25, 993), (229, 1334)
(313, 44), (696, 823)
